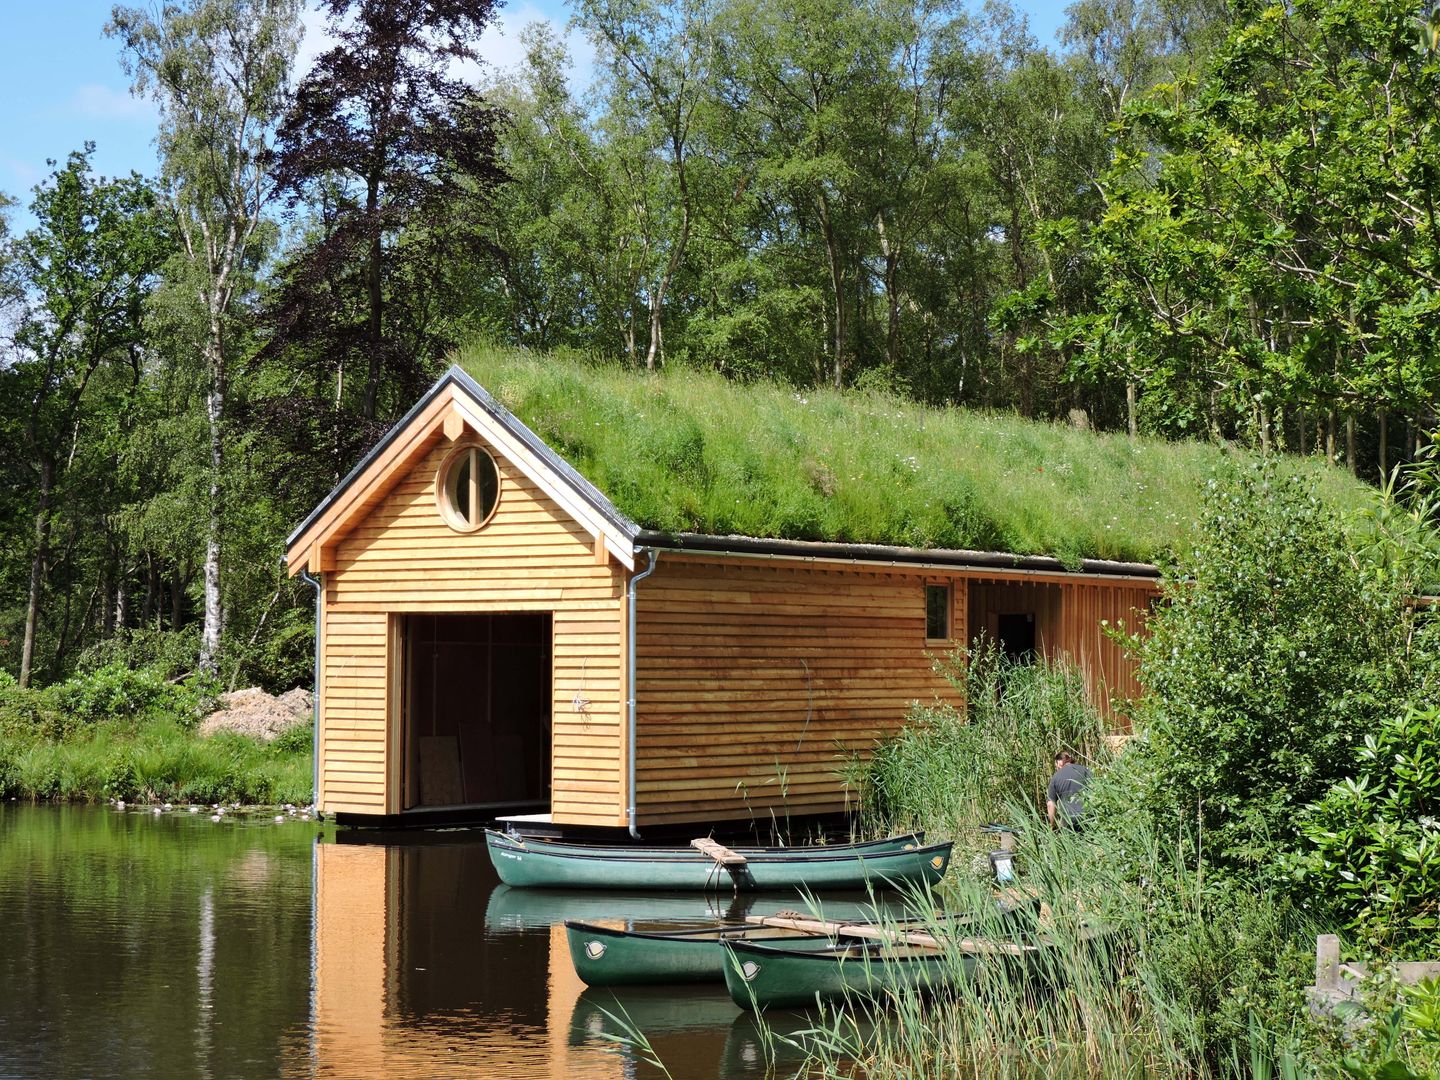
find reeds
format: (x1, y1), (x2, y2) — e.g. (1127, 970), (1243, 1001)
(788, 649), (1325, 1079)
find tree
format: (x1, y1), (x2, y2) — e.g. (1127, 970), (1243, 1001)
(1073, 0), (1440, 459)
(269, 0), (505, 423)
(109, 0), (300, 674)
(0, 148), (168, 686)
(579, 0), (713, 369)
(1124, 464), (1414, 881)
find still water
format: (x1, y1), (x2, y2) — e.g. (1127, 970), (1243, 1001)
(0, 805), (885, 1079)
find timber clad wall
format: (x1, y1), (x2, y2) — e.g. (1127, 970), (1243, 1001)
(633, 556), (968, 826)
(632, 557), (1156, 827)
(319, 437), (627, 823)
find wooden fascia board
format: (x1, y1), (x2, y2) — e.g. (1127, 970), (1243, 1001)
(448, 392), (636, 570)
(284, 393), (452, 576)
(651, 548), (1160, 588)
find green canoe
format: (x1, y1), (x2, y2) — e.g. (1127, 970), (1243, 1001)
(565, 920), (846, 987)
(512, 831), (923, 860)
(722, 938), (974, 1011)
(564, 898), (1039, 987)
(486, 830), (952, 891)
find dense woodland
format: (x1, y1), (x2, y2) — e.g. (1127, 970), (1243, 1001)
(2, 0), (1439, 688)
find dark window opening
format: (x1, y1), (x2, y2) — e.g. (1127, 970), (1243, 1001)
(926, 584), (951, 640)
(996, 612), (1036, 663)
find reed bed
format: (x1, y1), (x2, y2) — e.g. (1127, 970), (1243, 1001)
(769, 649), (1326, 1079)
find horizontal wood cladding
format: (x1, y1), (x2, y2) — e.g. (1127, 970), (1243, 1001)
(633, 556), (964, 826)
(317, 437), (626, 824)
(631, 555), (1158, 827)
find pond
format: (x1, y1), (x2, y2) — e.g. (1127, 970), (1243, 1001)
(0, 804), (888, 1078)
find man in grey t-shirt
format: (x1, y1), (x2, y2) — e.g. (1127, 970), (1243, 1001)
(1047, 752), (1091, 829)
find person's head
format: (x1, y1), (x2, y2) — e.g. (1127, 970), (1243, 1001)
(1053, 751), (1074, 769)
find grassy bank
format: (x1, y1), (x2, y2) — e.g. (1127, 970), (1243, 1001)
(0, 666), (312, 806)
(458, 344), (1373, 565)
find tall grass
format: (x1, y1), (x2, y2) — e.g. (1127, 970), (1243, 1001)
(0, 717), (312, 806)
(781, 650), (1332, 1079)
(778, 804), (1321, 1079)
(456, 343), (1373, 565)
(853, 644), (1111, 841)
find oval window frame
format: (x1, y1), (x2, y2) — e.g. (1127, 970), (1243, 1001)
(435, 443), (502, 533)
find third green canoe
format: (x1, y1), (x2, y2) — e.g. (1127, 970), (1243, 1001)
(722, 938), (973, 1010)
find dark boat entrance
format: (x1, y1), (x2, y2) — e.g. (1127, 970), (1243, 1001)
(401, 612), (552, 814)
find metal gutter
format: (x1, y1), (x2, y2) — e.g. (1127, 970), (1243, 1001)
(625, 549), (660, 839)
(634, 530), (1161, 580)
(299, 568), (323, 813)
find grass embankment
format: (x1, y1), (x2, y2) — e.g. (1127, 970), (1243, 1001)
(0, 666), (312, 806)
(459, 344), (1372, 565)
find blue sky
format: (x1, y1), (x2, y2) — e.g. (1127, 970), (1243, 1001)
(0, 0), (1070, 229)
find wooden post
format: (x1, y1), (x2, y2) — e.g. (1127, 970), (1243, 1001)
(1316, 934), (1340, 991)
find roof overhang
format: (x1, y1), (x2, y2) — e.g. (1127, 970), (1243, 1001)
(634, 531), (1161, 583)
(284, 366), (639, 576)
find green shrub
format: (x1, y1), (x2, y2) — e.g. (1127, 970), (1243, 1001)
(72, 627), (201, 682)
(1125, 463), (1412, 883)
(1295, 704), (1440, 952)
(48, 664), (200, 728)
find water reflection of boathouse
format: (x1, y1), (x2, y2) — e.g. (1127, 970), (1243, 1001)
(285, 367), (1160, 833)
(308, 837), (802, 1078)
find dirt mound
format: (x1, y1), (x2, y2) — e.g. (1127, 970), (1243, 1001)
(198, 687), (312, 741)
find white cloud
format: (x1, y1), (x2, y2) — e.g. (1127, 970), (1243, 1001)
(64, 83), (156, 121)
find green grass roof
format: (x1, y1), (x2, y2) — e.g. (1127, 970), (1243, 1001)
(457, 345), (1376, 566)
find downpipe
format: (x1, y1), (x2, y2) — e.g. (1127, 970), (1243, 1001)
(626, 549), (660, 839)
(299, 568), (323, 814)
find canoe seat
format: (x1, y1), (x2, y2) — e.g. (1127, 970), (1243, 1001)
(691, 838), (748, 866)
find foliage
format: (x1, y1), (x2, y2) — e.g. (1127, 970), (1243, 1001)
(1123, 463), (1411, 882)
(1072, 0), (1440, 455)
(856, 643), (1109, 837)
(1295, 705), (1440, 953)
(0, 664), (206, 741)
(263, 0), (506, 434)
(462, 345), (1372, 563)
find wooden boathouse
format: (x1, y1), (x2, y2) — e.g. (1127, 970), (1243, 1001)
(285, 365), (1161, 831)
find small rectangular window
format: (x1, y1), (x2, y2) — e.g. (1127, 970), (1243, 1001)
(925, 584), (950, 640)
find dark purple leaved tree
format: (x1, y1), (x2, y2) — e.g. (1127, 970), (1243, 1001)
(269, 0), (506, 434)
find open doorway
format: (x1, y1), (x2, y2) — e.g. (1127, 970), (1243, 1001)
(401, 613), (552, 812)
(968, 581), (1060, 664)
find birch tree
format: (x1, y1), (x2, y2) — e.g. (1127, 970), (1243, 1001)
(109, 0), (299, 674)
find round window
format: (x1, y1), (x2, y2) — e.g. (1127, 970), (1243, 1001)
(437, 444), (501, 532)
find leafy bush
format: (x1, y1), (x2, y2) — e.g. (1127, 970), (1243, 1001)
(1125, 464), (1412, 882)
(72, 627), (201, 682)
(1295, 705), (1440, 952)
(48, 663), (199, 728)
